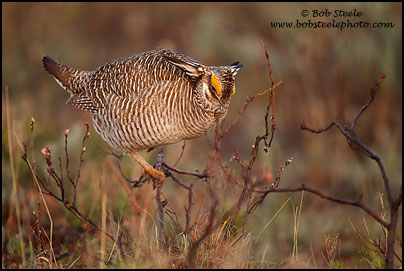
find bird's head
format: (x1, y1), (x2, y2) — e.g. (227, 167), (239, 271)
(164, 53), (243, 110)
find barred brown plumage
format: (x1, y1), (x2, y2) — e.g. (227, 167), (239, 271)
(42, 49), (243, 180)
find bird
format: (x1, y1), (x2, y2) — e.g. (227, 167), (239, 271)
(42, 49), (243, 180)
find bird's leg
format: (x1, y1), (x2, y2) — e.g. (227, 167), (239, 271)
(129, 152), (165, 181)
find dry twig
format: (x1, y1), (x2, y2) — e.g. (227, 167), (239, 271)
(300, 74), (401, 268)
(22, 121), (114, 242)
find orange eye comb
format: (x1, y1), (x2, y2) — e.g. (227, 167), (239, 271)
(211, 75), (221, 96)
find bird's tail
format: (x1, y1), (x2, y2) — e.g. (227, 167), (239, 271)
(42, 56), (87, 94)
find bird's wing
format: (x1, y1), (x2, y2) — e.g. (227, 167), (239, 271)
(86, 49), (202, 99)
(76, 49), (202, 112)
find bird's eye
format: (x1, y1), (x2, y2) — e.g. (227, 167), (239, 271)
(211, 75), (221, 96)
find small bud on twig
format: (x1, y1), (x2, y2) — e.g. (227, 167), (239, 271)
(264, 172), (273, 183)
(64, 129), (70, 136)
(41, 147), (51, 157)
(30, 117), (35, 131)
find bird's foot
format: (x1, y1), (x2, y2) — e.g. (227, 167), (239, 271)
(146, 167), (165, 181)
(129, 152), (165, 181)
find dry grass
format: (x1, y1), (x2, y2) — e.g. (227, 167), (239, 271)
(2, 2), (402, 269)
(3, 65), (401, 269)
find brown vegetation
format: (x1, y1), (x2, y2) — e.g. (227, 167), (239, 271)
(3, 3), (402, 269)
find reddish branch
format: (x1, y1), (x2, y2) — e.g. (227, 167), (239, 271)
(300, 74), (401, 269)
(164, 171), (194, 233)
(74, 122), (90, 205)
(250, 185), (387, 228)
(154, 151), (166, 249)
(207, 43), (400, 268)
(162, 161), (207, 179)
(23, 42), (400, 268)
(212, 41), (284, 230)
(173, 140), (186, 167)
(106, 145), (204, 247)
(220, 87), (271, 140)
(22, 121), (114, 241)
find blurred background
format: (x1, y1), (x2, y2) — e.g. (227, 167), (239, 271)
(2, 2), (402, 268)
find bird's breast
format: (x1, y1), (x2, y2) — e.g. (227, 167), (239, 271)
(90, 83), (224, 153)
